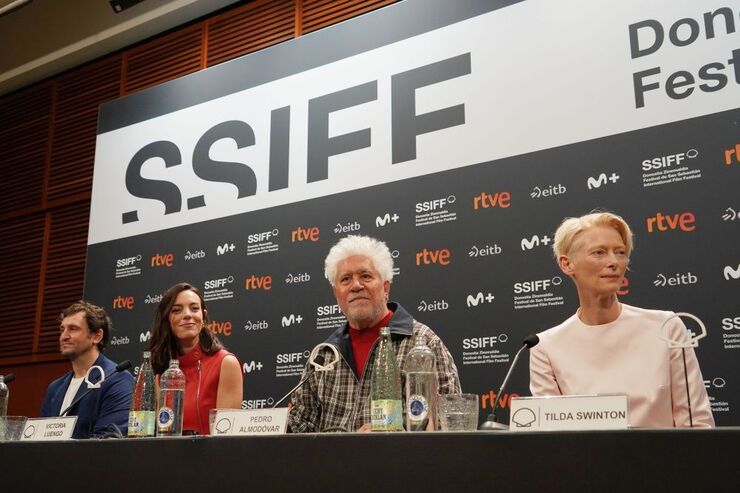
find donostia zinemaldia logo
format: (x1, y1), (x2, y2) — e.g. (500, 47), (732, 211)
(512, 408), (537, 428)
(658, 312), (707, 349)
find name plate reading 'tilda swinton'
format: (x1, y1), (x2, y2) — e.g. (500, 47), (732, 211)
(509, 394), (629, 431)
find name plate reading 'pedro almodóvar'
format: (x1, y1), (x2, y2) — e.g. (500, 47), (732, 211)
(210, 408), (288, 436)
(509, 394), (629, 431)
(21, 417), (77, 441)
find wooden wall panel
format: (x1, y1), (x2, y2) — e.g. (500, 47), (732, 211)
(0, 215), (45, 359)
(301, 0), (398, 34)
(47, 57), (122, 204)
(37, 202), (91, 354)
(0, 0), (401, 377)
(124, 25), (204, 94)
(207, 0), (295, 67)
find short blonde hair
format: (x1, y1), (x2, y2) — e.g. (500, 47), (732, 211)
(324, 235), (394, 287)
(552, 211), (633, 258)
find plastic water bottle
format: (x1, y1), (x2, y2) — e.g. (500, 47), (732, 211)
(404, 334), (438, 431)
(370, 327), (403, 431)
(128, 351), (156, 437)
(0, 375), (8, 416)
(157, 359), (185, 436)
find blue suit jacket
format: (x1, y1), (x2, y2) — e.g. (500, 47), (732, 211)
(40, 354), (134, 439)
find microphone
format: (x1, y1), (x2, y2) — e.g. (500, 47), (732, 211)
(1, 373), (15, 384)
(480, 334), (539, 431)
(272, 355), (325, 409)
(60, 360), (132, 417)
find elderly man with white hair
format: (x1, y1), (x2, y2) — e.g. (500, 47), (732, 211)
(288, 235), (461, 432)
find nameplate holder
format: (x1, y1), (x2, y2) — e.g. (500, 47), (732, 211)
(210, 408), (288, 436)
(509, 394), (629, 431)
(21, 417), (78, 441)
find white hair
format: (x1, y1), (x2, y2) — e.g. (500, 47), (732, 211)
(324, 235), (394, 286)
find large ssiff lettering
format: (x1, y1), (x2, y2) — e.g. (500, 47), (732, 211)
(629, 6), (740, 108)
(122, 53), (471, 224)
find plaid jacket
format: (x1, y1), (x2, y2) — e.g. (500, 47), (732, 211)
(288, 302), (461, 432)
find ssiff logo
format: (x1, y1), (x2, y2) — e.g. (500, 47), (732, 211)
(473, 191), (510, 210)
(376, 212), (399, 227)
(725, 143), (740, 165)
(112, 296), (134, 309)
(646, 212), (696, 232)
(521, 235), (551, 251)
(587, 172), (620, 189)
(642, 149), (698, 171)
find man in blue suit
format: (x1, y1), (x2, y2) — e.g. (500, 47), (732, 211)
(40, 301), (133, 439)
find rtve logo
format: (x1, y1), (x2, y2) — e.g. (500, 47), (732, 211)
(116, 254), (142, 267)
(641, 149), (698, 171)
(653, 272), (698, 287)
(334, 221), (360, 234)
(724, 264), (740, 280)
(617, 276), (630, 296)
(112, 295), (134, 309)
(521, 235), (551, 251)
(480, 390), (519, 410)
(722, 317), (740, 330)
(587, 172), (620, 190)
(415, 248), (451, 266)
(646, 212), (696, 232)
(242, 361), (264, 374)
(417, 299), (448, 312)
(375, 212), (399, 227)
(468, 244), (502, 257)
(463, 334), (508, 349)
(207, 320), (232, 336)
(245, 274), (272, 290)
(473, 191), (510, 210)
(530, 184), (566, 199)
(291, 226), (319, 242)
(466, 292), (494, 307)
(216, 243), (235, 255)
(151, 252), (174, 267)
(281, 314), (303, 327)
(725, 143), (740, 165)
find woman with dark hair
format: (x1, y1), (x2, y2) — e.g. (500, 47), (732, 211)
(149, 282), (242, 434)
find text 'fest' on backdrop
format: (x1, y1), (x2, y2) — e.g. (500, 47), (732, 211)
(86, 0), (739, 424)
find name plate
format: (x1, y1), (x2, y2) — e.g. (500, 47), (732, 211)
(21, 417), (78, 441)
(509, 394), (629, 431)
(210, 408), (288, 436)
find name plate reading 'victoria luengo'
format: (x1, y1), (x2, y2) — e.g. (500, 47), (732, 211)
(21, 417), (78, 441)
(210, 408), (288, 436)
(509, 394), (629, 431)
